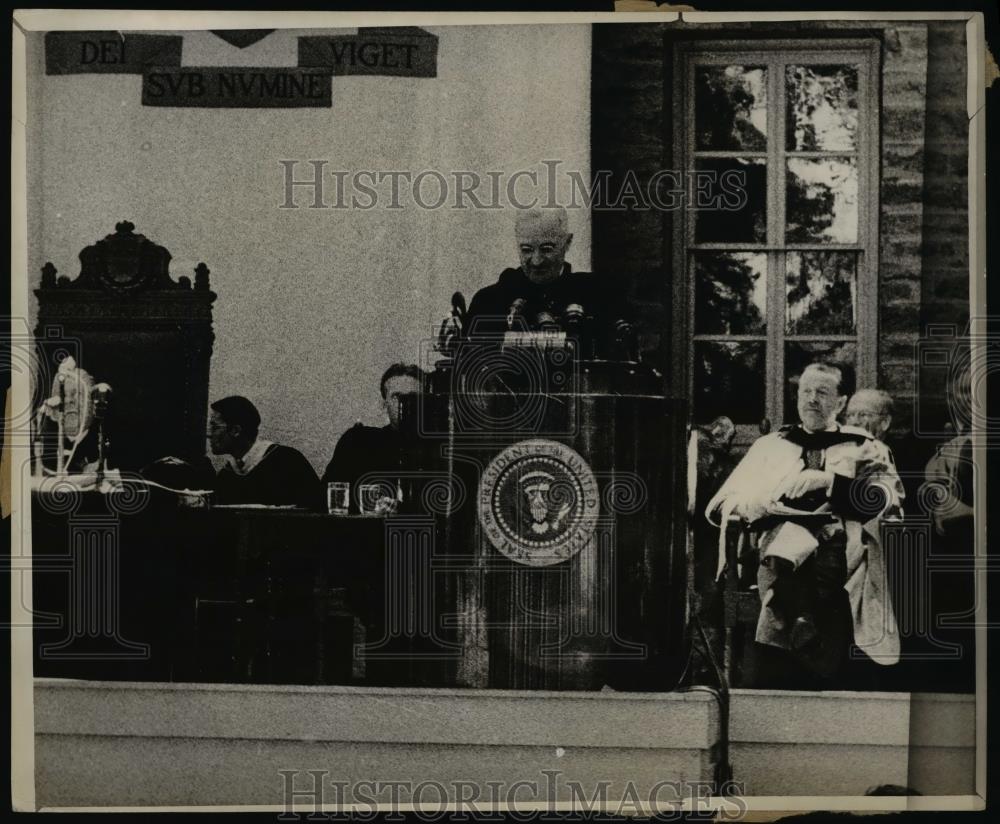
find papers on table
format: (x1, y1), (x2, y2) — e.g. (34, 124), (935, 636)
(212, 504), (301, 510)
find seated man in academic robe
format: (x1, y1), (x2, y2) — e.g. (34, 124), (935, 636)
(322, 364), (449, 684)
(706, 363), (903, 687)
(846, 387), (932, 507)
(320, 364), (427, 514)
(208, 395), (319, 507)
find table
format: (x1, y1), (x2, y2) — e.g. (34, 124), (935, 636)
(30, 488), (457, 687)
(171, 507), (455, 686)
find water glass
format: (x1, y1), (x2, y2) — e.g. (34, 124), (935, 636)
(327, 482), (350, 515)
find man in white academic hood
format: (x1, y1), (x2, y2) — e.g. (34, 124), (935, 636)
(707, 363), (904, 686)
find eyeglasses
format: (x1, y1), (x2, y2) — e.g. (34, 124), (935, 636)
(847, 411), (883, 420)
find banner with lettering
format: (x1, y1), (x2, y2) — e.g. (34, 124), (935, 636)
(297, 27), (438, 77)
(45, 32), (182, 75)
(141, 68), (333, 108)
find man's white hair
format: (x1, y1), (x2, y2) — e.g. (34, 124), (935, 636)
(849, 387), (894, 417)
(514, 206), (569, 236)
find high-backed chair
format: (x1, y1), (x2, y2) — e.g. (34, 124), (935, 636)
(34, 221), (216, 470)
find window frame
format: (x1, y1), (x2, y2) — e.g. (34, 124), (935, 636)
(672, 38), (881, 440)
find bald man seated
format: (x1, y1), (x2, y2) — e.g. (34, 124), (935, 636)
(846, 386), (933, 508)
(463, 207), (630, 358)
(845, 388), (894, 442)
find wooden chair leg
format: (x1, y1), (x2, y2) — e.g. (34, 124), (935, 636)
(723, 626), (734, 684)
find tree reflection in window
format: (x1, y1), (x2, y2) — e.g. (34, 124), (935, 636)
(786, 65), (858, 152)
(694, 341), (766, 424)
(785, 251), (857, 335)
(786, 158), (858, 243)
(695, 252), (767, 334)
(682, 45), (875, 431)
(695, 65), (768, 151)
(694, 158), (767, 243)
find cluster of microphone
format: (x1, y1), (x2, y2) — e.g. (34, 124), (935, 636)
(436, 291), (638, 362)
(506, 298), (637, 360)
(506, 297), (585, 334)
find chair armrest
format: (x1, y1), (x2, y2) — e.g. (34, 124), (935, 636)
(723, 518), (745, 586)
(722, 518), (762, 628)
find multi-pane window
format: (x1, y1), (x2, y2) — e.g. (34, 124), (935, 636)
(674, 40), (879, 437)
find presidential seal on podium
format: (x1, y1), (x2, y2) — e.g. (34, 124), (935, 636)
(478, 438), (600, 567)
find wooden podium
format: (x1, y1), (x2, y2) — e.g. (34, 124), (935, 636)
(416, 350), (689, 691)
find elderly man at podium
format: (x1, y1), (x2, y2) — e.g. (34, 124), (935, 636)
(463, 206), (631, 358)
(706, 363), (903, 688)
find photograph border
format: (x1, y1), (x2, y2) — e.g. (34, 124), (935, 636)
(9, 5), (991, 815)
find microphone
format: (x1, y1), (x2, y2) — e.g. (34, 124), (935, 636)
(563, 303), (588, 356)
(92, 383), (112, 418)
(451, 292), (467, 336)
(563, 303), (586, 333)
(614, 319), (638, 362)
(564, 304), (585, 325)
(507, 298), (527, 330)
(55, 373), (67, 476)
(437, 292), (469, 354)
(92, 383), (112, 486)
(535, 310), (559, 333)
(451, 291), (467, 318)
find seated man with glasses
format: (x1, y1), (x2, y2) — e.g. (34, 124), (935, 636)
(845, 388), (894, 442)
(209, 395), (319, 507)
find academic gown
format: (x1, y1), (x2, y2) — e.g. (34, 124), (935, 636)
(706, 424), (905, 664)
(321, 423), (425, 513)
(214, 441), (319, 507)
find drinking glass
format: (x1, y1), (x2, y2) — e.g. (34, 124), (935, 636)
(327, 482), (350, 515)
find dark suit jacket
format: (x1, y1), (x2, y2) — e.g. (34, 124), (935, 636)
(464, 265), (628, 356)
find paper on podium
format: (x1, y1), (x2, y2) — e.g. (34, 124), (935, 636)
(502, 330), (568, 349)
(212, 503), (300, 510)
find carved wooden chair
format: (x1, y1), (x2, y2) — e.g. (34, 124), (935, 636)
(34, 221), (216, 470)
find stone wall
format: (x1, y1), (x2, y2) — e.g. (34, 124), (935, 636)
(919, 21), (973, 433)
